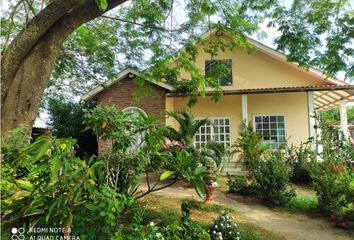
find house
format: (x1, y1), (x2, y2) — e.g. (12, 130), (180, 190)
(82, 30), (354, 171)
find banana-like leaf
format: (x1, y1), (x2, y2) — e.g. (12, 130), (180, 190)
(49, 155), (61, 184)
(33, 143), (51, 161)
(15, 179), (34, 191)
(23, 208), (45, 217)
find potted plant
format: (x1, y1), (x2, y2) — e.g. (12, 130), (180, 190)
(203, 157), (219, 204)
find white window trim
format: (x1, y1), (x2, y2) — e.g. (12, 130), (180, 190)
(253, 114), (287, 149)
(122, 106), (147, 116)
(194, 117), (232, 150)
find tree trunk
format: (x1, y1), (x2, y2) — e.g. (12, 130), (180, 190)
(1, 0), (127, 133)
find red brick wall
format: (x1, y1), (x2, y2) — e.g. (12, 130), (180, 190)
(95, 77), (167, 154)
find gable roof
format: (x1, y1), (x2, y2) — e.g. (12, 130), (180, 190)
(82, 68), (173, 101)
(197, 29), (349, 86)
(83, 29), (351, 101)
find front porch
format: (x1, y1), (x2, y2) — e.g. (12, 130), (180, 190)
(167, 84), (354, 174)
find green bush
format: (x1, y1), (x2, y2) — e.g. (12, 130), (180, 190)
(307, 123), (354, 219)
(287, 196), (318, 212)
(229, 123), (295, 206)
(1, 128), (129, 238)
(252, 151), (295, 206)
(287, 144), (314, 185)
(227, 175), (255, 196)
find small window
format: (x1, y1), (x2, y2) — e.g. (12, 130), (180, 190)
(194, 117), (231, 150)
(205, 59), (232, 86)
(254, 114), (287, 149)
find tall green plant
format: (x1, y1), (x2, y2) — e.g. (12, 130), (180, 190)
(166, 111), (211, 147)
(1, 128), (129, 235)
(228, 122), (295, 206)
(83, 105), (209, 198)
(308, 120), (354, 217)
(230, 122), (269, 171)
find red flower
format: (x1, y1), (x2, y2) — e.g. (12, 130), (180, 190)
(340, 222), (348, 229)
(330, 214), (336, 220)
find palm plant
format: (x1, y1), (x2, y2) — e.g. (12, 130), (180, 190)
(230, 122), (269, 171)
(166, 110), (211, 147)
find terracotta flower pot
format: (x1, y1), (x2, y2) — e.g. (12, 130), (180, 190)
(203, 183), (217, 204)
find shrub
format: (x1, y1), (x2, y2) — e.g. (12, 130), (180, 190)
(252, 151), (295, 206)
(287, 143), (314, 185)
(287, 196), (318, 212)
(229, 123), (295, 206)
(227, 175), (255, 196)
(1, 130), (129, 238)
(209, 212), (240, 240)
(309, 160), (353, 215)
(307, 123), (354, 218)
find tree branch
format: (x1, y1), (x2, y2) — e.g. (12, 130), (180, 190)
(134, 178), (180, 200)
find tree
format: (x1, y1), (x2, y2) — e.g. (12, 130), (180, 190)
(2, 0), (353, 132)
(320, 106), (354, 124)
(46, 96), (98, 157)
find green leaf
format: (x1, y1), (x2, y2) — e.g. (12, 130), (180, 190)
(49, 155), (61, 184)
(23, 208), (45, 217)
(34, 143), (50, 161)
(15, 180), (34, 191)
(95, 0), (108, 11)
(191, 179), (206, 197)
(160, 171), (175, 181)
(194, 166), (207, 175)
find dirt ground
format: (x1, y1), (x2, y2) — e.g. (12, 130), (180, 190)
(139, 182), (354, 240)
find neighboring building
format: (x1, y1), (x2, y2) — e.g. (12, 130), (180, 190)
(82, 30), (354, 172)
(31, 127), (53, 142)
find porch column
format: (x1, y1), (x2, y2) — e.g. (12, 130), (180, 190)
(307, 91), (316, 142)
(241, 94), (248, 125)
(339, 101), (349, 140)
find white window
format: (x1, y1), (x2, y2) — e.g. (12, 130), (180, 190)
(122, 107), (146, 151)
(254, 115), (287, 149)
(194, 118), (231, 150)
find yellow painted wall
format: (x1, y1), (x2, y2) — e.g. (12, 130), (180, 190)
(177, 34), (328, 90)
(247, 92), (309, 146)
(167, 33), (318, 148)
(169, 92), (309, 148)
(171, 95), (242, 145)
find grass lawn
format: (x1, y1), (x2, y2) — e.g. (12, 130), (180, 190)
(140, 194), (286, 240)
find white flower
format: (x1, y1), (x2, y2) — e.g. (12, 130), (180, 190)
(236, 237), (240, 240)
(149, 221), (155, 227)
(156, 233), (162, 238)
(215, 225), (218, 229)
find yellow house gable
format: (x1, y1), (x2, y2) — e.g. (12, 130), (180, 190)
(174, 32), (343, 91)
